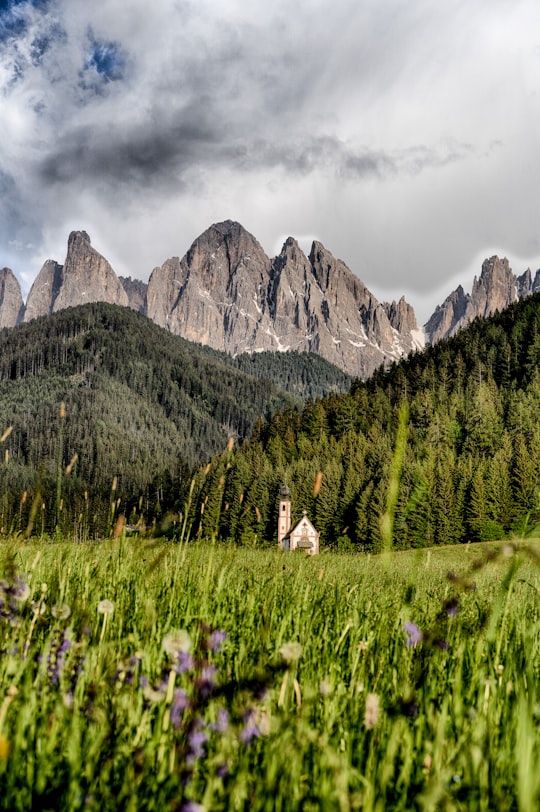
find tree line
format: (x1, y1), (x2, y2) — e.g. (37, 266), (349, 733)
(187, 294), (540, 550)
(0, 303), (349, 536)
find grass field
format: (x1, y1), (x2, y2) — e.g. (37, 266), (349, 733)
(1, 537), (540, 811)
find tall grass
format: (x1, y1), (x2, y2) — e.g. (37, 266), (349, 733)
(1, 538), (540, 810)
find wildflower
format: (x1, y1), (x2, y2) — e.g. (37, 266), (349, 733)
(187, 725), (208, 763)
(174, 650), (195, 675)
(279, 642), (303, 662)
(403, 622), (423, 648)
(196, 665), (218, 698)
(0, 576), (30, 624)
(239, 708), (262, 744)
(14, 578), (30, 603)
(208, 630), (227, 652)
(364, 692), (380, 730)
(47, 629), (72, 686)
(180, 803), (207, 812)
(444, 597), (460, 617)
(319, 679), (332, 697)
(162, 629), (192, 657)
(97, 599), (115, 615)
(31, 600), (47, 616)
(170, 689), (190, 730)
(52, 603), (71, 621)
(216, 762), (229, 779)
(211, 708), (229, 734)
(115, 652), (142, 685)
(142, 680), (166, 703)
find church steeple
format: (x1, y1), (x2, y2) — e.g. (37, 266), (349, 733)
(277, 485), (291, 549)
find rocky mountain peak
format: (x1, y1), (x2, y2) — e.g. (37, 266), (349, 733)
(145, 222), (429, 378)
(16, 221), (539, 379)
(0, 267), (24, 328)
(384, 296), (419, 334)
(68, 230), (91, 249)
(470, 256), (517, 319)
(24, 231), (128, 322)
(424, 255), (540, 344)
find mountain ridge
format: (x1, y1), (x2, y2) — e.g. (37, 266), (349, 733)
(2, 221), (539, 378)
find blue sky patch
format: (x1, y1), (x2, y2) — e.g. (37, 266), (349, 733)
(84, 38), (125, 82)
(0, 0), (49, 42)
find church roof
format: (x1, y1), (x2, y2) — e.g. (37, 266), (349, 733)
(283, 511), (319, 541)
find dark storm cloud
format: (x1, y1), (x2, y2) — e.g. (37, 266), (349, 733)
(38, 113), (221, 187)
(38, 115), (474, 195)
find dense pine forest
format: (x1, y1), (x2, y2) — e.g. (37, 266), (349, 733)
(189, 293), (540, 550)
(0, 303), (350, 536)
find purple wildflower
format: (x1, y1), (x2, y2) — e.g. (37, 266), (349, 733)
(211, 708), (229, 734)
(239, 709), (261, 744)
(403, 622), (423, 648)
(0, 575), (30, 625)
(208, 630), (227, 652)
(196, 665), (218, 698)
(171, 689), (190, 730)
(174, 650), (194, 675)
(187, 726), (208, 763)
(444, 597), (460, 617)
(216, 762), (229, 779)
(47, 628), (72, 686)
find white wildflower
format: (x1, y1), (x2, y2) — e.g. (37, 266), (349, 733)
(52, 603), (71, 620)
(97, 599), (115, 615)
(162, 629), (192, 656)
(364, 692), (380, 730)
(279, 642), (303, 663)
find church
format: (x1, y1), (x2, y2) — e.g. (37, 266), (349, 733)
(277, 485), (320, 555)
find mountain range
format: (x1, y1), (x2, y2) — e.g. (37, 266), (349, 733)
(1, 221), (538, 379)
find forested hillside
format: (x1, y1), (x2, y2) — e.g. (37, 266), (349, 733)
(190, 294), (540, 549)
(0, 303), (349, 535)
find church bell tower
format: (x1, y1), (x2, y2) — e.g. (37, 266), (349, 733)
(278, 485), (291, 549)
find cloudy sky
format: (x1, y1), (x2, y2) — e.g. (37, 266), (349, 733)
(1, 0), (539, 322)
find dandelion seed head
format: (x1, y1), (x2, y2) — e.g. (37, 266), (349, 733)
(279, 642), (303, 662)
(162, 629), (192, 657)
(97, 599), (115, 615)
(31, 600), (47, 616)
(52, 603), (71, 621)
(319, 679), (332, 697)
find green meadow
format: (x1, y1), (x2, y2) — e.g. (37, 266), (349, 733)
(1, 538), (540, 811)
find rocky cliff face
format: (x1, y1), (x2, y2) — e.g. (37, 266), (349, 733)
(24, 231), (128, 322)
(424, 256), (540, 344)
(0, 268), (24, 328)
(23, 259), (63, 322)
(146, 220), (423, 379)
(119, 276), (147, 312)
